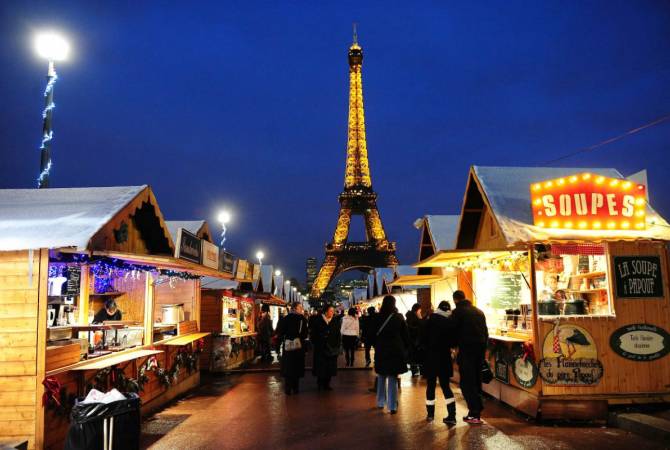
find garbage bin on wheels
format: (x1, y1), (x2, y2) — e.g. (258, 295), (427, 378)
(64, 393), (141, 450)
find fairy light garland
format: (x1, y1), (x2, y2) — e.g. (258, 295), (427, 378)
(37, 68), (58, 187)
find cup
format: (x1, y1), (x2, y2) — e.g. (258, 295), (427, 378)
(47, 308), (56, 327)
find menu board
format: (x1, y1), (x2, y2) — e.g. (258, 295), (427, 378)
(65, 265), (81, 295)
(614, 256), (664, 298)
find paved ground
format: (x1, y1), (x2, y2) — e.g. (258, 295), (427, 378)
(141, 351), (665, 450)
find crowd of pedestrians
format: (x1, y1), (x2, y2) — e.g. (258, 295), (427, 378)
(264, 289), (489, 425)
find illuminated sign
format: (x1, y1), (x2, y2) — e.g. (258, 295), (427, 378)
(530, 173), (646, 231)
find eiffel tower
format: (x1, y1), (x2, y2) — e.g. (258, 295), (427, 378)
(310, 31), (398, 299)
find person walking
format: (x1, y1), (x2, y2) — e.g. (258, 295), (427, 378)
(405, 303), (424, 377)
(449, 290), (488, 424)
(360, 306), (376, 367)
(310, 305), (341, 391)
(374, 295), (410, 414)
(257, 304), (274, 363)
(421, 301), (457, 425)
(276, 302), (309, 395)
(340, 307), (360, 367)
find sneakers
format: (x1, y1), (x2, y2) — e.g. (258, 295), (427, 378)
(463, 416), (483, 424)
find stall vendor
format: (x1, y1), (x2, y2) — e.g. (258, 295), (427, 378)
(93, 299), (122, 323)
(540, 272), (566, 301)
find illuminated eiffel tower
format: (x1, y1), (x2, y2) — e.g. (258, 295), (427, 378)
(310, 30), (398, 299)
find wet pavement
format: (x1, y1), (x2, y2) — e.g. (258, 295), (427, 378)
(141, 351), (664, 450)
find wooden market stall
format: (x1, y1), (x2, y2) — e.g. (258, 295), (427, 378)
(0, 186), (233, 449)
(412, 166), (670, 420)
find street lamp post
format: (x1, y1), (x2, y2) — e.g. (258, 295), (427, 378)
(34, 32), (69, 188)
(256, 250), (264, 266)
(217, 210), (231, 249)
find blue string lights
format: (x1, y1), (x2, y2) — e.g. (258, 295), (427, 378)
(37, 64), (58, 188)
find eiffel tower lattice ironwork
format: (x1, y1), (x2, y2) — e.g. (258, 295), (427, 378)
(310, 33), (398, 299)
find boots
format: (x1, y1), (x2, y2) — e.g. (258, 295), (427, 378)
(426, 402), (435, 422)
(443, 400), (457, 425)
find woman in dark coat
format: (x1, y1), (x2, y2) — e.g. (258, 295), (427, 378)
(405, 303), (424, 376)
(374, 295), (410, 413)
(421, 301), (456, 424)
(310, 305), (341, 391)
(276, 302), (309, 395)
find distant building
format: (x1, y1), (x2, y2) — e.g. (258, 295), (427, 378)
(306, 257), (318, 292)
(333, 277), (369, 304)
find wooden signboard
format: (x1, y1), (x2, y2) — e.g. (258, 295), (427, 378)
(201, 240), (219, 269)
(610, 323), (670, 362)
(494, 358), (509, 384)
(175, 228), (202, 264)
(236, 260), (249, 280)
(219, 251), (236, 274)
(613, 256), (664, 298)
(513, 357), (538, 388)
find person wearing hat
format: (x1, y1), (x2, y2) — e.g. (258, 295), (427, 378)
(93, 299), (122, 323)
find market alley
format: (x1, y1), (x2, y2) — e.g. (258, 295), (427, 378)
(140, 366), (660, 450)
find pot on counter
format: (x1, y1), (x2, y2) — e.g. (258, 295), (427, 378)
(161, 303), (185, 324)
(538, 301), (559, 316)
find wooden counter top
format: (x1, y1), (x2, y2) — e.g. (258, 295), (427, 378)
(160, 332), (211, 346)
(489, 334), (527, 343)
(69, 349), (163, 371)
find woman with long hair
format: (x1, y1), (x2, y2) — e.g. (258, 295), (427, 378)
(373, 295), (410, 414)
(276, 302), (309, 395)
(340, 307), (360, 367)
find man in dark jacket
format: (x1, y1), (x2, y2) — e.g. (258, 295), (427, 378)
(257, 304), (274, 362)
(449, 290), (488, 424)
(360, 306), (377, 367)
(405, 304), (424, 376)
(310, 305), (341, 391)
(421, 301), (456, 424)
(276, 302), (309, 395)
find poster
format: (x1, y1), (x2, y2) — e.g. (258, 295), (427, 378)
(494, 358), (509, 384)
(610, 323), (669, 362)
(201, 240), (220, 269)
(539, 323), (603, 386)
(613, 256), (664, 298)
(175, 228), (202, 264)
(512, 357), (538, 388)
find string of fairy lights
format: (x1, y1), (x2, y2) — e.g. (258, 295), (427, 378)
(36, 68), (57, 187)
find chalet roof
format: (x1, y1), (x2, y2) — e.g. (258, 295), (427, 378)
(0, 186), (146, 251)
(200, 276), (239, 290)
(471, 166), (670, 244)
(166, 221), (206, 243)
(424, 215), (459, 251)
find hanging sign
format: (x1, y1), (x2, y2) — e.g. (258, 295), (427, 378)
(530, 173), (646, 231)
(65, 265), (81, 295)
(539, 323), (603, 385)
(201, 240), (220, 269)
(610, 323), (669, 361)
(175, 228), (202, 264)
(512, 357), (538, 388)
(614, 256), (664, 298)
(494, 358), (509, 384)
(236, 260), (250, 281)
(219, 251), (236, 274)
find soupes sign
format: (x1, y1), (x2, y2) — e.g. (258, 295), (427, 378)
(530, 173), (646, 231)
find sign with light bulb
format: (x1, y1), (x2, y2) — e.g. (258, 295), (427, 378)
(530, 173), (646, 231)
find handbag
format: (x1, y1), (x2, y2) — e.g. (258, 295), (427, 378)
(481, 359), (493, 384)
(284, 319), (303, 352)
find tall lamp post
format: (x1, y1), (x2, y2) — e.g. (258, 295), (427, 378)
(217, 210), (231, 249)
(34, 32), (69, 188)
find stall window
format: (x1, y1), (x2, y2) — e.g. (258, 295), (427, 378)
(534, 243), (612, 316)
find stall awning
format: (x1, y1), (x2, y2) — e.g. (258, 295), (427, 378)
(413, 249), (518, 268)
(254, 293), (288, 306)
(88, 250), (234, 279)
(388, 274), (444, 286)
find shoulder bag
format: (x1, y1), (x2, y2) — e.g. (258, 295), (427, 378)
(284, 319), (303, 352)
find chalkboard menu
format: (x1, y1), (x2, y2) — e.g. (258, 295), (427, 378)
(492, 273), (524, 309)
(614, 256), (664, 298)
(65, 266), (81, 295)
(175, 228), (202, 264)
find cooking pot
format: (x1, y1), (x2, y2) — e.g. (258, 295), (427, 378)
(563, 300), (586, 315)
(162, 304), (185, 324)
(538, 301), (559, 316)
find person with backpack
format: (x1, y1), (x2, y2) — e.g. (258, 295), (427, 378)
(276, 302), (309, 395)
(421, 301), (456, 424)
(373, 295), (410, 414)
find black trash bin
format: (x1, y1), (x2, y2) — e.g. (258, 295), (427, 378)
(64, 393), (141, 450)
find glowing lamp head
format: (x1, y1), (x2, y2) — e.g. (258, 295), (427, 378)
(256, 251), (265, 260)
(274, 270), (281, 277)
(34, 32), (70, 61)
(217, 210), (231, 224)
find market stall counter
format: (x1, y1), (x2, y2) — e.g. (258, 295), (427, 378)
(413, 166), (670, 420)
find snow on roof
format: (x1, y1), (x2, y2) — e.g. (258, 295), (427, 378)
(166, 221), (205, 243)
(0, 186), (146, 251)
(200, 276), (239, 290)
(473, 166), (670, 244)
(425, 215), (459, 251)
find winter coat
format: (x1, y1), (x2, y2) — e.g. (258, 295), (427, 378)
(276, 312), (309, 378)
(420, 309), (455, 378)
(310, 315), (341, 378)
(360, 313), (377, 343)
(449, 300), (488, 350)
(405, 310), (425, 364)
(373, 312), (410, 376)
(258, 314), (274, 343)
(340, 315), (360, 337)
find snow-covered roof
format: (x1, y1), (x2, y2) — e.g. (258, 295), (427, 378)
(200, 276), (239, 290)
(425, 215), (459, 251)
(166, 220), (206, 243)
(473, 166), (670, 244)
(0, 186), (146, 251)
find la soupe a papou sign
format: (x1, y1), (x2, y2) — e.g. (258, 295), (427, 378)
(530, 173), (646, 231)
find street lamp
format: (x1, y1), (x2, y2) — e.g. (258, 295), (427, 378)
(284, 280), (290, 300)
(34, 31), (70, 188)
(292, 286), (297, 301)
(274, 269), (281, 277)
(256, 250), (264, 266)
(217, 210), (231, 248)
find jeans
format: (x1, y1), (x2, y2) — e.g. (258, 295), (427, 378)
(376, 375), (398, 411)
